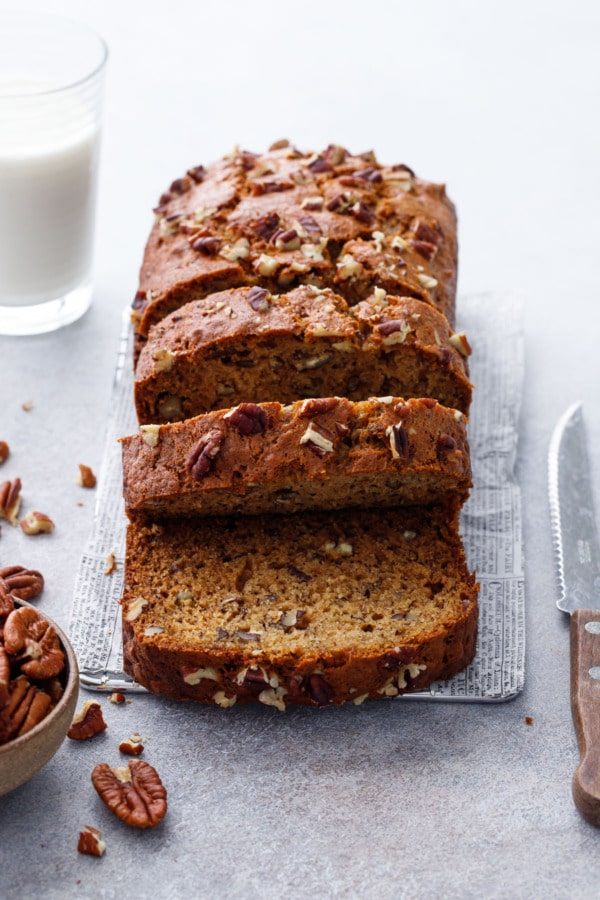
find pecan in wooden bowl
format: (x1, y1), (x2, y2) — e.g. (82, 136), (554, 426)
(0, 598), (78, 796)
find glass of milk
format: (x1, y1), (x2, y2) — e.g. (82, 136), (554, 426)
(0, 13), (107, 335)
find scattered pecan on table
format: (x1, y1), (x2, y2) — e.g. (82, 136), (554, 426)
(91, 759), (167, 829)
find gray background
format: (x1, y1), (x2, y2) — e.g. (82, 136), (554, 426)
(0, 1), (599, 897)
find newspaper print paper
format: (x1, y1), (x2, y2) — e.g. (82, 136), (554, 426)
(69, 293), (525, 701)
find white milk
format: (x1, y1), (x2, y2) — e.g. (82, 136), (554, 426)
(0, 82), (99, 306)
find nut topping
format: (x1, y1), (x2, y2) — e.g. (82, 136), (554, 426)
(185, 429), (224, 480)
(252, 212), (281, 241)
(91, 759), (167, 829)
(68, 700), (108, 741)
(224, 403), (268, 435)
(0, 566), (44, 601)
(299, 397), (338, 417)
(77, 826), (106, 858)
(247, 286), (271, 312)
(191, 235), (221, 255)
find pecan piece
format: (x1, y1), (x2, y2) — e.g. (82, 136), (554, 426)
(299, 421), (335, 456)
(247, 286), (270, 311)
(224, 403), (268, 436)
(91, 760), (167, 829)
(0, 478), (22, 526)
(412, 218), (439, 245)
(298, 214), (322, 236)
(68, 700), (108, 740)
(77, 464), (97, 488)
(252, 212), (281, 241)
(307, 155), (332, 173)
(191, 235), (221, 255)
(119, 733), (144, 756)
(20, 511), (55, 535)
(298, 397), (338, 418)
(185, 429), (224, 480)
(0, 566), (44, 601)
(3, 606), (65, 679)
(410, 239), (437, 260)
(386, 423), (410, 461)
(350, 200), (376, 223)
(77, 826), (106, 857)
(308, 674), (334, 706)
(0, 441), (9, 464)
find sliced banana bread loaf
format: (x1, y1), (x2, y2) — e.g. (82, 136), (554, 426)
(122, 397), (471, 519)
(121, 503), (478, 708)
(132, 141), (458, 360)
(134, 285), (472, 425)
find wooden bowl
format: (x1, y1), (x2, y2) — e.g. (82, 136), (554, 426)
(0, 603), (79, 796)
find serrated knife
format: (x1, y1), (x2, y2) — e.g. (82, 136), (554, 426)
(549, 402), (600, 825)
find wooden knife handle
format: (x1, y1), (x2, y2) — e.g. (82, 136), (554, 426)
(571, 608), (600, 825)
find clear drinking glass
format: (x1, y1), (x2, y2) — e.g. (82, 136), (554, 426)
(0, 13), (107, 335)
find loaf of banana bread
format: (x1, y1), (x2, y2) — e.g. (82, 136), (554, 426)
(134, 285), (472, 425)
(121, 503), (479, 708)
(132, 141), (458, 360)
(122, 396), (471, 518)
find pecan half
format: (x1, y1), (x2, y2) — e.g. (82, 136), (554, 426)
(68, 701), (108, 740)
(224, 403), (268, 436)
(185, 430), (224, 480)
(91, 760), (167, 829)
(0, 579), (14, 619)
(3, 606), (65, 679)
(77, 826), (106, 857)
(4, 676), (52, 739)
(0, 646), (10, 707)
(0, 566), (44, 601)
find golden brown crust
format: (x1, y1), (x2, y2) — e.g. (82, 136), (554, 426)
(133, 144), (458, 344)
(121, 397), (471, 518)
(121, 505), (478, 708)
(134, 286), (472, 425)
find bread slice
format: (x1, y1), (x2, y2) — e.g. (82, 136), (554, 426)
(121, 503), (478, 708)
(132, 142), (458, 358)
(122, 397), (471, 519)
(133, 286), (472, 425)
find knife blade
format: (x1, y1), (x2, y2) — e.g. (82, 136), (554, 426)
(549, 401), (600, 825)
